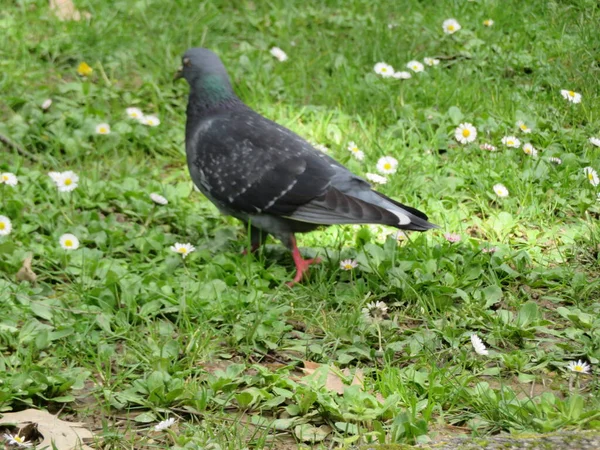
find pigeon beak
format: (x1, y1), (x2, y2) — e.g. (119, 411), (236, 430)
(174, 66), (183, 81)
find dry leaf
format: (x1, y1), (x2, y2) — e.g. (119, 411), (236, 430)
(49, 0), (91, 21)
(0, 409), (94, 450)
(301, 361), (346, 395)
(16, 254), (37, 284)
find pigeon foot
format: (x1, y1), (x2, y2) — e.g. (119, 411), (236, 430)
(287, 237), (321, 286)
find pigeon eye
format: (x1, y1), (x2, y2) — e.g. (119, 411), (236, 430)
(183, 57), (191, 67)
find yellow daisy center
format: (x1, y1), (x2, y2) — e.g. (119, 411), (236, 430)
(462, 129), (471, 137)
(0, 223), (5, 230)
(520, 124), (527, 130)
(448, 25), (455, 31)
(2, 175), (7, 181)
(64, 178), (72, 185)
(588, 173), (595, 180)
(568, 90), (575, 97)
(508, 140), (514, 145)
(178, 248), (188, 254)
(351, 147), (358, 152)
(574, 365), (584, 372)
(381, 67), (388, 73)
(344, 263), (353, 269)
(99, 127), (107, 133)
(64, 239), (73, 247)
(384, 163), (392, 170)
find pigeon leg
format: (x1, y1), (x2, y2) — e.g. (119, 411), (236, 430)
(287, 235), (321, 286)
(242, 225), (269, 255)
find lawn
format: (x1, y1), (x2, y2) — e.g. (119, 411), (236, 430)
(1, 0), (600, 448)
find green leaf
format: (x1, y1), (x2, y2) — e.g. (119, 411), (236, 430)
(447, 106), (463, 125)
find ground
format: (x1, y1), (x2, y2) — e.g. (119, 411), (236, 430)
(1, 0), (600, 449)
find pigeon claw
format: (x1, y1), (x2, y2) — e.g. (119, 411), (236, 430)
(287, 238), (321, 286)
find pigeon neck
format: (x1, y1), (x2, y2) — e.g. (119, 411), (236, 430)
(187, 75), (239, 117)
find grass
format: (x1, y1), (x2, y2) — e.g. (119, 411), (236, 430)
(1, 0), (600, 448)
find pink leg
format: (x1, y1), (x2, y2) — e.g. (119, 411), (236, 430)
(287, 236), (321, 286)
(241, 243), (260, 255)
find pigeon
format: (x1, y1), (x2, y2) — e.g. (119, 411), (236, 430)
(176, 48), (437, 284)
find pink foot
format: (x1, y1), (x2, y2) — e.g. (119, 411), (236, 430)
(287, 237), (321, 286)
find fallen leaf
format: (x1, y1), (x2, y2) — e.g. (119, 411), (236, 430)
(16, 254), (37, 284)
(301, 361), (345, 394)
(0, 409), (94, 450)
(49, 0), (91, 21)
(294, 423), (331, 443)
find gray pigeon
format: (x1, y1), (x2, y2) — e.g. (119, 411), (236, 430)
(177, 48), (437, 284)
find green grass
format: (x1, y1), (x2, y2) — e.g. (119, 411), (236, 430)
(1, 0), (600, 448)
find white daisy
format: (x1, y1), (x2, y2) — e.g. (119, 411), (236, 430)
(560, 89), (582, 103)
(423, 57), (440, 66)
(442, 18), (461, 34)
(501, 136), (521, 148)
(170, 242), (196, 258)
(41, 98), (53, 110)
(516, 120), (531, 133)
(493, 183), (509, 197)
(270, 47), (288, 62)
(406, 60), (424, 73)
(1, 172), (18, 186)
(59, 233), (80, 250)
(48, 171), (63, 184)
(374, 62), (394, 78)
(483, 19), (494, 27)
(347, 142), (365, 161)
(455, 123), (477, 144)
(366, 173), (388, 184)
(312, 143), (329, 153)
(548, 156), (562, 165)
(57, 171), (79, 192)
(567, 360), (591, 374)
(126, 107), (144, 121)
(154, 417), (176, 431)
(392, 71), (412, 79)
(589, 137), (600, 147)
(0, 215), (12, 236)
(522, 143), (538, 157)
(362, 301), (388, 323)
(376, 156), (398, 174)
(480, 143), (497, 152)
(470, 334), (489, 356)
(394, 230), (408, 242)
(150, 193), (168, 205)
(583, 167), (599, 186)
(2, 433), (32, 448)
(340, 259), (358, 270)
(142, 115), (160, 127)
(95, 123), (111, 135)
(444, 233), (461, 243)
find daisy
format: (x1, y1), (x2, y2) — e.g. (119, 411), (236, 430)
(470, 334), (489, 356)
(95, 123), (111, 135)
(516, 120), (531, 133)
(560, 89), (582, 103)
(374, 62), (394, 78)
(170, 242), (196, 258)
(57, 171), (79, 192)
(394, 230), (408, 242)
(522, 143), (538, 157)
(442, 18), (461, 34)
(501, 136), (521, 148)
(0, 215), (12, 236)
(481, 246), (497, 254)
(493, 183), (509, 197)
(126, 107), (144, 121)
(142, 115), (160, 127)
(548, 156), (562, 165)
(59, 233), (80, 250)
(480, 143), (497, 152)
(361, 301), (388, 323)
(150, 193), (168, 205)
(366, 173), (387, 184)
(589, 137), (600, 147)
(77, 61), (93, 76)
(444, 233), (461, 243)
(483, 19), (494, 27)
(455, 123), (477, 144)
(2, 433), (32, 448)
(583, 167), (599, 186)
(406, 60), (424, 73)
(423, 57), (440, 66)
(1, 172), (18, 186)
(48, 172), (63, 184)
(392, 71), (412, 79)
(340, 259), (358, 270)
(376, 156), (398, 174)
(312, 143), (329, 153)
(567, 360), (591, 374)
(347, 142), (365, 161)
(41, 98), (53, 110)
(154, 417), (176, 431)
(270, 47), (288, 62)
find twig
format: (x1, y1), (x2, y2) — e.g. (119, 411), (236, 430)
(0, 132), (41, 162)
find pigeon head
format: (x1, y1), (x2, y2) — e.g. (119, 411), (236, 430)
(178, 48), (235, 102)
